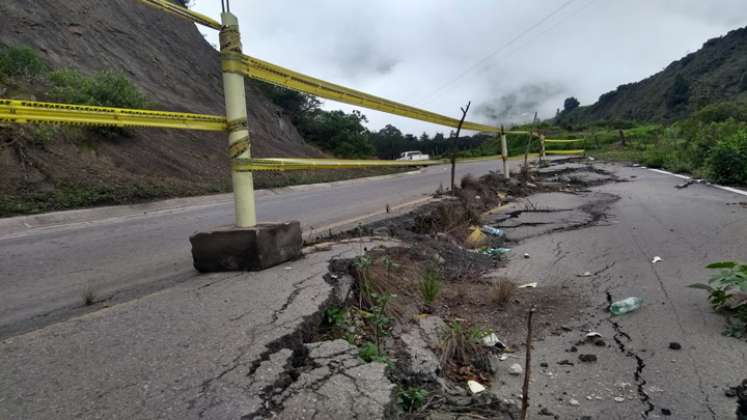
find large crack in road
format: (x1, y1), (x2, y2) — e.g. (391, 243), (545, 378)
(606, 291), (655, 418)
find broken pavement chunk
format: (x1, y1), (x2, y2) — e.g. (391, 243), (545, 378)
(509, 363), (523, 375)
(467, 380), (486, 394)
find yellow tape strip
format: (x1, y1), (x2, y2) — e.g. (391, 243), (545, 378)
(232, 157), (446, 172)
(241, 55), (527, 135)
(228, 136), (250, 158)
(545, 149), (586, 155)
(544, 139), (585, 143)
(137, 0), (222, 30)
(0, 99), (227, 131)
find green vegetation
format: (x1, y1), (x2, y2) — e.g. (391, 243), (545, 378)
(0, 45), (147, 110)
(255, 79), (538, 161)
(48, 69), (147, 109)
(396, 386), (429, 413)
(0, 46), (47, 80)
(419, 265), (442, 308)
(0, 182), (173, 218)
(563, 96), (580, 112)
(586, 101), (747, 185)
(689, 261), (747, 339)
(439, 320), (486, 369)
(323, 306), (347, 329)
(358, 341), (389, 363)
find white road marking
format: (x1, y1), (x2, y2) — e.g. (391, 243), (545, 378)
(643, 168), (747, 197)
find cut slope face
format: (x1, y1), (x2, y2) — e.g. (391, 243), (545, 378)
(562, 26), (747, 123)
(0, 0), (323, 211)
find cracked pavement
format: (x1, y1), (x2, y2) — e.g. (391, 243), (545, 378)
(0, 240), (395, 420)
(489, 162), (747, 419)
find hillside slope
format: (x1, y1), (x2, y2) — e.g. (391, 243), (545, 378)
(0, 0), (323, 214)
(561, 26), (747, 124)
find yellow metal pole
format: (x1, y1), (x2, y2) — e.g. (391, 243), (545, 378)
(220, 12), (256, 227)
(500, 125), (509, 179)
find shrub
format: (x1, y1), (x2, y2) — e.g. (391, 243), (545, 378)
(691, 101), (747, 124)
(705, 132), (747, 185)
(49, 69), (147, 109)
(0, 45), (47, 80)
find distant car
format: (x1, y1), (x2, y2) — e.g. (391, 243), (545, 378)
(397, 150), (430, 161)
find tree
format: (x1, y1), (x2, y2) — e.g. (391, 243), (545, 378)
(300, 110), (374, 158)
(419, 132), (430, 142)
(370, 124), (405, 159)
(563, 97), (580, 113)
(667, 74), (690, 109)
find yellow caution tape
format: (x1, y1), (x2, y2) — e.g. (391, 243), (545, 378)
(232, 157), (446, 172)
(0, 99), (227, 131)
(544, 139), (585, 143)
(137, 0), (222, 30)
(545, 149), (586, 155)
(135, 0), (529, 136)
(241, 55), (527, 135)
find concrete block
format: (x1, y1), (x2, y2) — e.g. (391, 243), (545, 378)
(190, 222), (302, 272)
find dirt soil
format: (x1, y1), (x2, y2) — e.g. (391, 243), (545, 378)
(0, 0), (326, 215)
(318, 158), (619, 419)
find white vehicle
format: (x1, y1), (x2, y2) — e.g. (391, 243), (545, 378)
(397, 150), (430, 161)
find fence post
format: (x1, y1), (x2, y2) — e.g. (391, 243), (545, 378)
(500, 125), (509, 179)
(220, 11), (256, 228)
(539, 133), (546, 161)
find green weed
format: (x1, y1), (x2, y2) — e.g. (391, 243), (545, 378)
(419, 265), (442, 308)
(689, 261), (747, 339)
(359, 341), (389, 363)
(397, 386), (429, 413)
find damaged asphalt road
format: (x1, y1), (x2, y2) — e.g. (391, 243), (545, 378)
(1, 159), (746, 420)
(488, 161), (747, 419)
(0, 240), (399, 420)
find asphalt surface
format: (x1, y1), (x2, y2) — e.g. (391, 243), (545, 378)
(1, 159), (746, 419)
(0, 159), (505, 337)
(0, 239), (395, 420)
(489, 164), (747, 419)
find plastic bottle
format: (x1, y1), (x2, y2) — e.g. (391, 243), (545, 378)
(481, 225), (505, 237)
(610, 297), (642, 316)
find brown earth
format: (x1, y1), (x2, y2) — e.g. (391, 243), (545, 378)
(0, 0), (326, 214)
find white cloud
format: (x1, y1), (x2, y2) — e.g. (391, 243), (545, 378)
(192, 0), (747, 134)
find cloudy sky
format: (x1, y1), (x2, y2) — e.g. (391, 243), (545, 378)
(191, 0), (747, 135)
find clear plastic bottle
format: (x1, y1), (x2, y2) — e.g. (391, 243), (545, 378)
(610, 297), (642, 316)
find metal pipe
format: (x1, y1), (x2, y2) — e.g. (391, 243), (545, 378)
(220, 11), (256, 227)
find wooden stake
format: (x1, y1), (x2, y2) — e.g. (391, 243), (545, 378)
(450, 101), (471, 193)
(520, 305), (536, 420)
